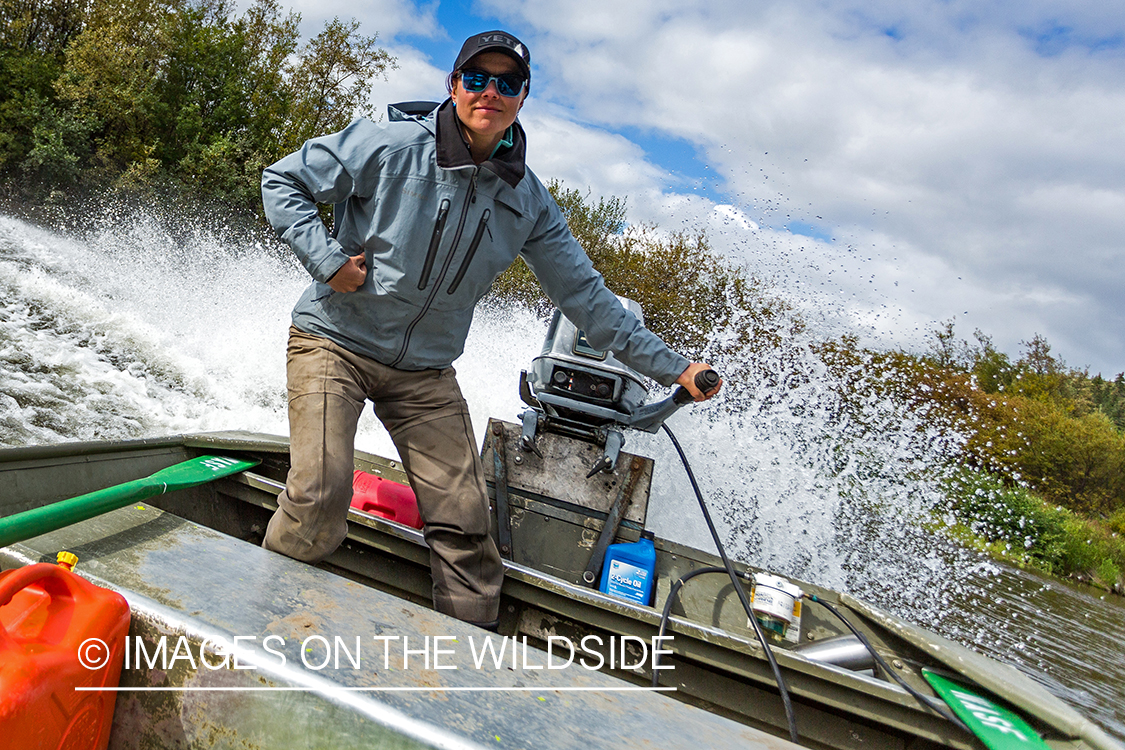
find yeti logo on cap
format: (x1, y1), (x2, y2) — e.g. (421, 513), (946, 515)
(480, 32), (528, 62)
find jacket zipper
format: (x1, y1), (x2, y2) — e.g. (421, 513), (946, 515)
(391, 167), (480, 367)
(446, 209), (490, 296)
(418, 198), (451, 290)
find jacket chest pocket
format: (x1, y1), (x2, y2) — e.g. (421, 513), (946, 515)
(368, 182), (528, 309)
(433, 202), (531, 309)
(418, 198), (452, 290)
(415, 198), (494, 298)
(445, 208), (491, 295)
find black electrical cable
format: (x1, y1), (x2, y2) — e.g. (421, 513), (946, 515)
(809, 594), (973, 735)
(661, 423), (801, 745)
(652, 565), (751, 685)
(654, 569), (972, 736)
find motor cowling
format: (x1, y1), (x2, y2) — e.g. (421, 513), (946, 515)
(525, 298), (649, 426)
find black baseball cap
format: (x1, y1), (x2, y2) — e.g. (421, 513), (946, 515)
(454, 30), (531, 82)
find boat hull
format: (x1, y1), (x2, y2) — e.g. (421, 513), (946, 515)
(1, 432), (1119, 750)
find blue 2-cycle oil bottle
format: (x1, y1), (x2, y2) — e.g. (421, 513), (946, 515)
(599, 536), (657, 606)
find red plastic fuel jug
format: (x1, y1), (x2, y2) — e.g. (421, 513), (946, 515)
(351, 470), (424, 529)
(0, 557), (130, 750)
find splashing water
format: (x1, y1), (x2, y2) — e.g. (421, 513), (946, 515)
(1, 210), (299, 443)
(0, 205), (1072, 602)
(1, 205), (1122, 742)
(632, 323), (984, 629)
(1, 205), (960, 587)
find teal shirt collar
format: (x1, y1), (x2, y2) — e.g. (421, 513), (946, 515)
(489, 126), (515, 160)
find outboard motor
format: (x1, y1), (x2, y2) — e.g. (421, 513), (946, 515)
(518, 298), (714, 477)
(523, 298), (649, 427)
(487, 299), (717, 588)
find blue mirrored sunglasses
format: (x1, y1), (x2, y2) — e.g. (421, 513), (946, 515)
(459, 68), (527, 98)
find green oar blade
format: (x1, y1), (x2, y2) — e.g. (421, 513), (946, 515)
(923, 670), (1052, 750)
(147, 455), (259, 493)
(0, 455), (259, 548)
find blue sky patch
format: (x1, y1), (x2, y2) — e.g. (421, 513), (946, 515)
(1020, 23), (1124, 57)
(614, 127), (728, 202)
(399, 0), (519, 71)
(786, 221), (834, 243)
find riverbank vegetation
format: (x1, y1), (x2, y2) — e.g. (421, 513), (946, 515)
(1, 0), (394, 211)
(910, 326), (1125, 591)
(5, 0), (1122, 593)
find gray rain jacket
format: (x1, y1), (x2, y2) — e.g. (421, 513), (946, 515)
(261, 100), (688, 386)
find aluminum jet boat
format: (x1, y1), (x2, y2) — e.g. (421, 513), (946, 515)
(1, 303), (1118, 750)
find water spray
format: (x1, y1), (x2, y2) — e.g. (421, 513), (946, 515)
(516, 299), (990, 746)
(518, 299), (801, 743)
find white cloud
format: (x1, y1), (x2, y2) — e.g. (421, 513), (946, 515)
(284, 0), (439, 39)
(476, 0), (1125, 373)
(367, 44), (448, 117)
(286, 0), (1123, 371)
(519, 106), (667, 202)
(713, 205), (759, 232)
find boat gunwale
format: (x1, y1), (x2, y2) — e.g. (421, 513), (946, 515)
(2, 431), (1119, 750)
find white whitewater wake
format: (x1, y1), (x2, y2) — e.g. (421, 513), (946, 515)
(3, 206), (1121, 742)
(0, 207), (972, 609)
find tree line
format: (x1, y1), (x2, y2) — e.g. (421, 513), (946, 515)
(1, 0), (394, 210)
(913, 323), (1125, 589)
(921, 323), (1125, 514)
(804, 321), (1125, 590)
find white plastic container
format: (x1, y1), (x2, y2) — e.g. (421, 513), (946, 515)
(750, 573), (803, 643)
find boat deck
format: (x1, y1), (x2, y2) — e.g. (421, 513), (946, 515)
(3, 432), (1120, 750)
(2, 497), (797, 750)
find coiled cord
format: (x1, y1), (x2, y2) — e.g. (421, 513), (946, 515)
(652, 564), (750, 685)
(660, 423), (801, 745)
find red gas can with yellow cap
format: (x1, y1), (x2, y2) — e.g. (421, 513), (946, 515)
(0, 554), (130, 750)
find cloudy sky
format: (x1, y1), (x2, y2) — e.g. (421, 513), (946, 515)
(275, 0), (1124, 375)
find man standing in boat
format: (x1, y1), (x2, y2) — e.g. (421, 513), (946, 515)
(260, 30), (720, 628)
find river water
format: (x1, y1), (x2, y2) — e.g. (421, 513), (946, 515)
(1, 207), (1122, 743)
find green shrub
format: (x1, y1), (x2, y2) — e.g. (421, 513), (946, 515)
(490, 181), (795, 366)
(1096, 558), (1121, 589)
(1055, 516), (1102, 575)
(943, 469), (1125, 587)
(945, 470), (1071, 571)
(1107, 508), (1125, 536)
(948, 472), (1060, 553)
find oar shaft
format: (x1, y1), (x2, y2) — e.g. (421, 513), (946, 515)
(0, 455), (258, 548)
(0, 480), (162, 548)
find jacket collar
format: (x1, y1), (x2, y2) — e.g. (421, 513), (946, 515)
(435, 99), (527, 188)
